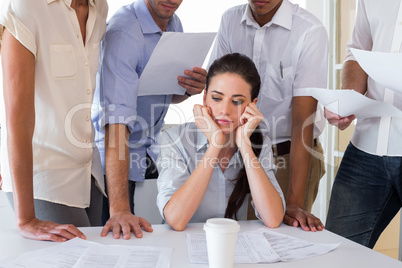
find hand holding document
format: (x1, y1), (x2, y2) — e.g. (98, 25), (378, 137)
(138, 32), (216, 96)
(294, 88), (402, 119)
(351, 48), (402, 94)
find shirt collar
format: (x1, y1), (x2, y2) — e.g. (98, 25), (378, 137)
(134, 0), (176, 34)
(241, 0), (293, 30)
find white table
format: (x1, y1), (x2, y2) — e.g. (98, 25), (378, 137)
(0, 221), (401, 267)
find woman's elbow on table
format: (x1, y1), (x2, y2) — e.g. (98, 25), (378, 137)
(263, 218), (283, 229)
(165, 217), (188, 232)
(261, 210), (285, 229)
(170, 223), (187, 232)
(163, 207), (189, 231)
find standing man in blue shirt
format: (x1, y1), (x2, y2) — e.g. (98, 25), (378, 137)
(92, 0), (206, 239)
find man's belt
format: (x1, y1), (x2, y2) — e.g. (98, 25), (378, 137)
(272, 138), (318, 157)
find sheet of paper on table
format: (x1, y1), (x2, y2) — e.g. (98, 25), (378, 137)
(350, 48), (402, 94)
(187, 228), (339, 264)
(294, 87), (402, 118)
(138, 32), (217, 97)
(1, 238), (173, 268)
(187, 231), (280, 264)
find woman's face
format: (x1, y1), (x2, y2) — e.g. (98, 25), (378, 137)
(204, 73), (257, 134)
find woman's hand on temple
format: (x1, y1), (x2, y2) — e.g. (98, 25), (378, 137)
(193, 104), (224, 148)
(235, 103), (263, 148)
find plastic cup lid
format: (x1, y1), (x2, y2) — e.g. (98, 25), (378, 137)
(203, 218), (240, 233)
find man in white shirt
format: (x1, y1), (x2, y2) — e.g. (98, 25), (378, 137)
(209, 0), (328, 231)
(0, 0), (152, 241)
(325, 0), (402, 248)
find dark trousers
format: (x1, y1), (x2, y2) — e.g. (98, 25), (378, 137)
(101, 154), (159, 225)
(326, 143), (402, 248)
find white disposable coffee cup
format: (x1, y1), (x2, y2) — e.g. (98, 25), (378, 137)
(203, 218), (240, 268)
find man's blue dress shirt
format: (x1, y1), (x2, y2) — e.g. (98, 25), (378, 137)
(92, 0), (183, 181)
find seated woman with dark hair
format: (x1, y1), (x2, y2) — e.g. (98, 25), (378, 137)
(156, 53), (285, 231)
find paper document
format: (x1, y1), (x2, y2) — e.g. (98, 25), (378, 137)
(351, 48), (402, 94)
(261, 229), (339, 262)
(187, 229), (339, 264)
(187, 232), (280, 264)
(138, 32), (216, 96)
(295, 87), (402, 118)
(1, 238), (173, 268)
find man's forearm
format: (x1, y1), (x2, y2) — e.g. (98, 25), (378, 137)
(288, 97), (316, 207)
(342, 60), (368, 93)
(287, 133), (313, 207)
(105, 124), (131, 214)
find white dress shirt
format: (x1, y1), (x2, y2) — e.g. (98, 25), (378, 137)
(345, 0), (402, 156)
(209, 1), (328, 144)
(156, 123), (285, 223)
(0, 0), (108, 208)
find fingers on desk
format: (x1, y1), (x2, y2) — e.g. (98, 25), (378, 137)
(100, 216), (153, 240)
(20, 221), (86, 242)
(284, 211), (325, 232)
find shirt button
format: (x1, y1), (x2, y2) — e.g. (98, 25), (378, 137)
(77, 34), (80, 39)
(86, 116), (90, 121)
(86, 162), (90, 166)
(86, 89), (91, 95)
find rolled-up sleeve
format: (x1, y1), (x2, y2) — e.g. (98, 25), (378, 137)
(99, 30), (141, 133)
(0, 0), (37, 58)
(156, 130), (191, 220)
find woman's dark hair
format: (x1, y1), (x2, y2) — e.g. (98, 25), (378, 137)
(206, 53), (260, 100)
(206, 53), (263, 220)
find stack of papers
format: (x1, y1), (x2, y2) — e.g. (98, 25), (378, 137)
(187, 228), (339, 264)
(1, 238), (172, 268)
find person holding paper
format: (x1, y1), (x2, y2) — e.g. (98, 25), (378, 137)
(208, 0), (328, 231)
(157, 53), (285, 231)
(92, 0), (206, 239)
(0, 0), (108, 241)
(325, 0), (402, 248)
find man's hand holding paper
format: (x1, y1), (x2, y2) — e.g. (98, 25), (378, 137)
(295, 87), (402, 125)
(300, 49), (402, 130)
(324, 108), (356, 130)
(177, 66), (207, 96)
